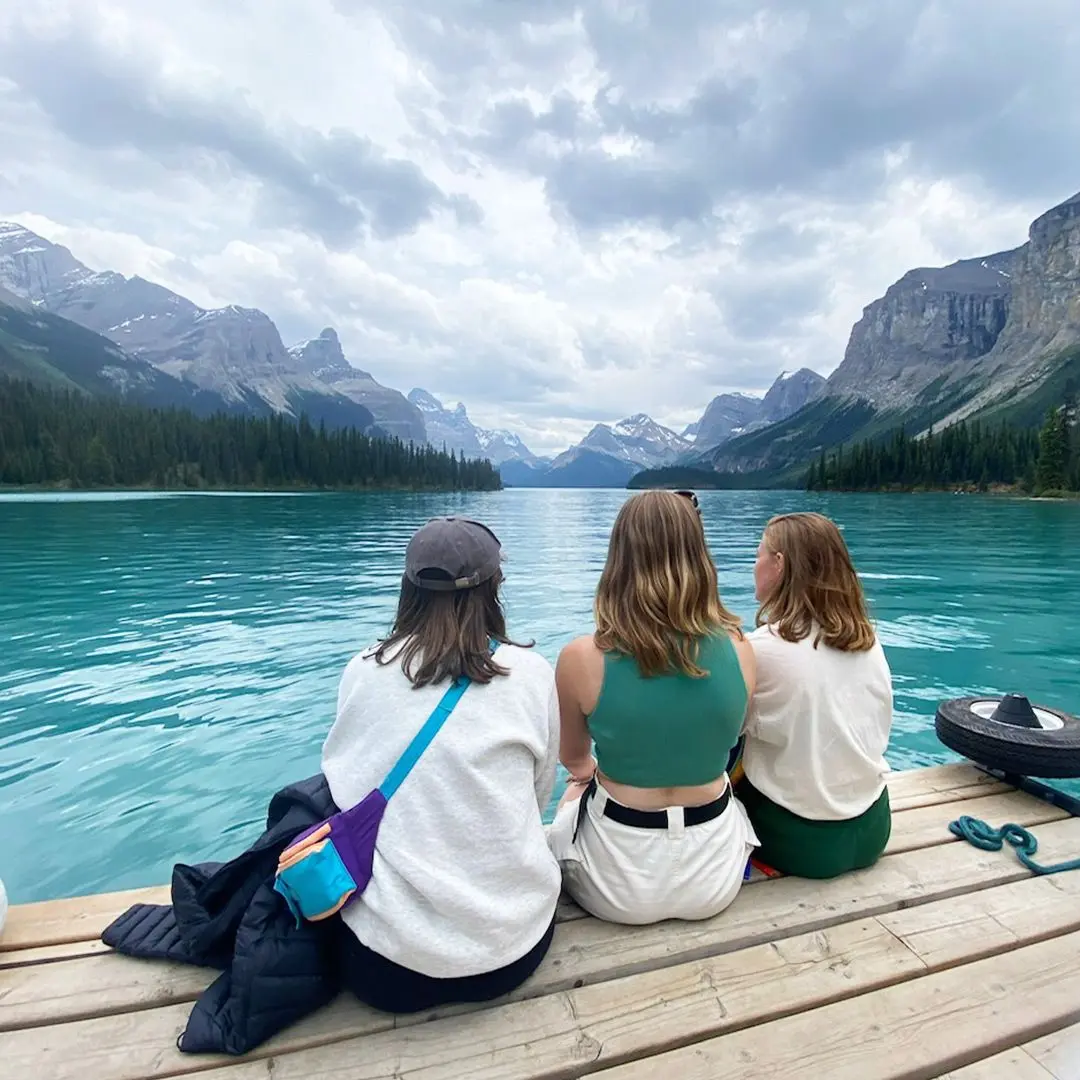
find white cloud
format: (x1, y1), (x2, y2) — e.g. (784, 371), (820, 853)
(1, 0), (1077, 454)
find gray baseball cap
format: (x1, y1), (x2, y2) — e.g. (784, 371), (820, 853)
(404, 517), (503, 591)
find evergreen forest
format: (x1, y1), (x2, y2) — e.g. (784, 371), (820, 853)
(807, 394), (1080, 496)
(0, 379), (502, 492)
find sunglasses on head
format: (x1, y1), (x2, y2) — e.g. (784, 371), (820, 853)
(674, 489), (700, 512)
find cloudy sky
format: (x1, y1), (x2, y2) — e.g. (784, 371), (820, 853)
(2, 1), (1079, 453)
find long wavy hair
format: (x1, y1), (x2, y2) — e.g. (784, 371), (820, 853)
(755, 512), (875, 652)
(373, 568), (530, 687)
(594, 490), (742, 678)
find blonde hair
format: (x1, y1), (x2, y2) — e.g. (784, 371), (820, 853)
(756, 512), (875, 652)
(594, 490), (742, 678)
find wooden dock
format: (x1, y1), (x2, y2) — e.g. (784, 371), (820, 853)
(3, 763), (1080, 1079)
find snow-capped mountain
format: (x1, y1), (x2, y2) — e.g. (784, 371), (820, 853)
(476, 427), (539, 466)
(579, 414), (691, 467)
(0, 222), (416, 438)
(506, 413), (689, 487)
(407, 388), (539, 466)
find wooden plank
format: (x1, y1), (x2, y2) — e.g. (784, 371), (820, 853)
(936, 1020), (1080, 1078)
(886, 765), (1010, 812)
(885, 763), (993, 799)
(0, 885), (170, 952)
(889, 779), (1010, 813)
(7, 817), (1080, 1080)
(882, 789), (1067, 857)
(134, 865), (1080, 1080)
(0, 938), (110, 970)
(936, 1048), (1056, 1079)
(596, 930), (1080, 1080)
(1025, 1021), (1080, 1079)
(877, 870), (1080, 969)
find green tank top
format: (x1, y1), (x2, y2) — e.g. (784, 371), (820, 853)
(587, 633), (747, 788)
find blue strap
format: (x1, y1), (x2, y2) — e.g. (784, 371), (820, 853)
(378, 640), (499, 800)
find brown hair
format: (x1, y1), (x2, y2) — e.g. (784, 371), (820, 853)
(755, 512), (875, 652)
(373, 568), (529, 688)
(594, 490), (742, 678)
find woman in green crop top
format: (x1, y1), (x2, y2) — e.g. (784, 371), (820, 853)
(545, 490), (760, 925)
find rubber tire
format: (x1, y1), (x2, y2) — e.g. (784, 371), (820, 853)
(935, 697), (1080, 779)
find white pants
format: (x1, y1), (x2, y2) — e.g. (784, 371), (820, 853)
(545, 779), (759, 925)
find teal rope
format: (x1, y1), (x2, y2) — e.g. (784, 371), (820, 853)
(949, 815), (1080, 875)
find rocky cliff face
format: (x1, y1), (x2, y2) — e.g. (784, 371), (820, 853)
(705, 189), (1080, 476)
(0, 224), (402, 435)
(692, 394), (762, 450)
(825, 251), (1015, 409)
(937, 192), (1080, 424)
(289, 329), (425, 442)
(761, 368), (827, 422)
(689, 369), (826, 452)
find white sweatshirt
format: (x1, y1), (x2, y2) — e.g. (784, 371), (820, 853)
(321, 641), (561, 978)
(743, 625), (893, 821)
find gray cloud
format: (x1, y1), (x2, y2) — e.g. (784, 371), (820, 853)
(443, 0), (1080, 231)
(2, 0), (1078, 454)
(0, 17), (481, 248)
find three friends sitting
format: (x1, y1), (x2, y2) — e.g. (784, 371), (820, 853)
(317, 492), (894, 1012)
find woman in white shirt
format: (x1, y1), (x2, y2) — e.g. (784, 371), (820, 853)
(320, 516), (561, 1012)
(739, 511), (893, 878)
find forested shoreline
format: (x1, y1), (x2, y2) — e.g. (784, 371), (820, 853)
(0, 379), (502, 492)
(807, 396), (1080, 496)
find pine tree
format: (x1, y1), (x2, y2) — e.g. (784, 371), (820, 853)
(1035, 406), (1069, 494)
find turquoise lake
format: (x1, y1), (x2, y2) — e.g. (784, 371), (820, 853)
(1, 489), (1079, 905)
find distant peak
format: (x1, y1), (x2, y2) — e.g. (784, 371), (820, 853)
(408, 387), (444, 411)
(453, 402), (468, 418)
(317, 327), (339, 342)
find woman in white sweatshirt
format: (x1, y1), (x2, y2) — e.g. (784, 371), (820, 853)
(739, 512), (894, 879)
(320, 516), (561, 1012)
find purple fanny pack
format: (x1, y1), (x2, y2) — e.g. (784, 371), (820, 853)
(274, 656), (485, 923)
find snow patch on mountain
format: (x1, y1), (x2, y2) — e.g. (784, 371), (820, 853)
(407, 388), (538, 465)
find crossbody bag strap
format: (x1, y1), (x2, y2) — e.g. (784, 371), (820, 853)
(377, 639), (500, 801)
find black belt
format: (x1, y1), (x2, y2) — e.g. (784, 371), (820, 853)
(572, 777), (731, 841)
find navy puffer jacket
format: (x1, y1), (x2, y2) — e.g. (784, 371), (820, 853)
(102, 775), (342, 1055)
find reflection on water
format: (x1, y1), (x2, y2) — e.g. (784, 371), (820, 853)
(1, 488), (1079, 902)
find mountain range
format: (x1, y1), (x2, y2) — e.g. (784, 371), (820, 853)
(4, 188), (1077, 490)
(691, 190), (1080, 481)
(0, 218), (824, 486)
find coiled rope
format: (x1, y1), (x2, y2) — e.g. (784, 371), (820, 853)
(949, 815), (1080, 875)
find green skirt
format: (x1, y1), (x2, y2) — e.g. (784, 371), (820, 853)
(737, 778), (892, 880)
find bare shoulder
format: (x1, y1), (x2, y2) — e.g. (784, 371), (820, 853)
(558, 633), (599, 665)
(556, 634), (604, 686)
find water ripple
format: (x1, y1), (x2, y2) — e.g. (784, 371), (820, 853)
(1, 489), (1079, 903)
